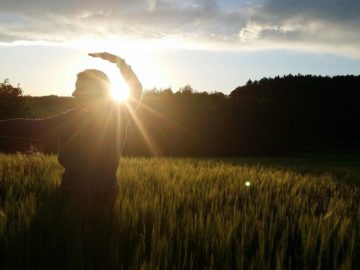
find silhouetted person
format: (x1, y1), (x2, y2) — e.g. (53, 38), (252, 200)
(0, 52), (142, 268)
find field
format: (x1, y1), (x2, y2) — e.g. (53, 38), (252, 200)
(0, 154), (359, 269)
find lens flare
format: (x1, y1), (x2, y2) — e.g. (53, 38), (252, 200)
(110, 81), (129, 102)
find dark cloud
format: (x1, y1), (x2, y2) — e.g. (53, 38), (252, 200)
(238, 0), (360, 55)
(0, 0), (359, 56)
(263, 0), (360, 22)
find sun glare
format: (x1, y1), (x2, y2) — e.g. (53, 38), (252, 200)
(99, 62), (129, 103)
(110, 84), (129, 102)
(107, 70), (129, 103)
(77, 55), (130, 102)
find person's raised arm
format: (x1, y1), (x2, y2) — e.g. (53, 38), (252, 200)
(88, 52), (143, 114)
(0, 111), (73, 139)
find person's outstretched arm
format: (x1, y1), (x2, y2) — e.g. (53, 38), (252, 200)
(0, 111), (72, 139)
(89, 52), (143, 114)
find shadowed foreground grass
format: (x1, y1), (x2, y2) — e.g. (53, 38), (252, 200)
(0, 154), (359, 269)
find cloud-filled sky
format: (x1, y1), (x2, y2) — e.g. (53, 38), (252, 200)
(0, 0), (360, 96)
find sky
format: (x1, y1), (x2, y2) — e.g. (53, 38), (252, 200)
(0, 0), (360, 96)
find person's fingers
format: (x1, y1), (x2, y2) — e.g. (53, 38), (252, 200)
(88, 53), (100, 57)
(88, 52), (104, 56)
(88, 52), (111, 58)
(88, 52), (124, 64)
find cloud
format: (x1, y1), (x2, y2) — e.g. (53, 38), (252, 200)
(0, 0), (359, 56)
(241, 0), (360, 55)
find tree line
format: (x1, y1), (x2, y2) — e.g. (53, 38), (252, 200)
(1, 75), (359, 156)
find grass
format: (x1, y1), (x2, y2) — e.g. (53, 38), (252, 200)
(0, 153), (359, 269)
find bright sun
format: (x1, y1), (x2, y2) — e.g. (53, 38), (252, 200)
(111, 84), (129, 102)
(107, 68), (129, 102)
(74, 52), (130, 102)
(93, 61), (130, 102)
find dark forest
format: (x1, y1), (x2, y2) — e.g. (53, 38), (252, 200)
(1, 74), (359, 156)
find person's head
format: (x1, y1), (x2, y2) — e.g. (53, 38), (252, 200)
(72, 69), (111, 107)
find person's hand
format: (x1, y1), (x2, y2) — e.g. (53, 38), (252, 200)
(88, 52), (125, 64)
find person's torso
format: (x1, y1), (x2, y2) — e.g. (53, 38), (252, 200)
(58, 107), (128, 177)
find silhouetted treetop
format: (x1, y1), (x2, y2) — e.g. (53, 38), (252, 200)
(0, 79), (23, 97)
(231, 74), (360, 113)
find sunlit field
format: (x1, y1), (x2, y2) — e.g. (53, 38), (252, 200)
(0, 154), (359, 269)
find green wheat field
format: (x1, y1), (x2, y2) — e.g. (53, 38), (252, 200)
(0, 154), (359, 269)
